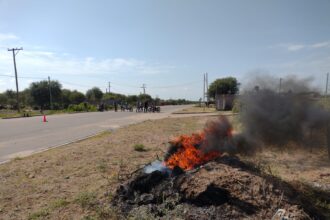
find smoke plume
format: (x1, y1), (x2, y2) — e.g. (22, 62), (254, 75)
(239, 74), (330, 149)
(198, 74), (330, 156)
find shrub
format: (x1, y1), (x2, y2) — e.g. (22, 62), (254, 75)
(133, 144), (147, 152)
(74, 191), (97, 209)
(232, 99), (241, 113)
(67, 103), (97, 112)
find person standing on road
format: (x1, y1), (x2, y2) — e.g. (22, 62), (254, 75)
(144, 100), (148, 112)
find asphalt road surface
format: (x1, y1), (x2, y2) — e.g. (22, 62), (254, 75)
(0, 105), (191, 163)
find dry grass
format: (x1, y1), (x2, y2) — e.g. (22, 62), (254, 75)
(240, 146), (330, 217)
(0, 115), (217, 219)
(241, 147), (330, 190)
(173, 106), (218, 114)
(0, 114), (329, 219)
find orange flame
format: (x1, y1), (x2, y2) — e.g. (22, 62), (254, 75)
(164, 132), (221, 170)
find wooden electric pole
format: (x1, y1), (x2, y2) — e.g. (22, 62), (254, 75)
(141, 84), (146, 94)
(326, 73), (329, 96)
(48, 76), (53, 110)
(8, 47), (23, 112)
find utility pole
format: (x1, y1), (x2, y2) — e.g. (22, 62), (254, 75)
(279, 78), (282, 94)
(203, 73), (209, 103)
(48, 76), (53, 110)
(141, 84), (146, 94)
(206, 72), (209, 103)
(8, 47), (23, 112)
(203, 74), (205, 103)
(108, 82), (111, 93)
(326, 73), (329, 96)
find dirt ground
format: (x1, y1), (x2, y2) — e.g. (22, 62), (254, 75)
(0, 115), (329, 219)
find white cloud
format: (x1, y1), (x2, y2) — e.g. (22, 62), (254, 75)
(0, 49), (169, 76)
(0, 46), (174, 93)
(287, 44), (305, 51)
(0, 33), (18, 42)
(274, 40), (330, 52)
(310, 41), (330, 49)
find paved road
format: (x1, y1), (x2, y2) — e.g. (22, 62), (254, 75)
(0, 105), (191, 163)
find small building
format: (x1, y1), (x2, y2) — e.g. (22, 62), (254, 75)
(215, 94), (235, 110)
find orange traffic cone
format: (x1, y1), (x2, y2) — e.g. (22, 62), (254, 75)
(43, 115), (47, 122)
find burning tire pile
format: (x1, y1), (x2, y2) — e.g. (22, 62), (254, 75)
(112, 156), (322, 219)
(112, 117), (325, 219)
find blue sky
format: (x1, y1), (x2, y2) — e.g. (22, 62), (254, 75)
(0, 0), (329, 100)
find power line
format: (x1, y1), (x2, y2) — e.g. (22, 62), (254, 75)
(60, 80), (91, 88)
(0, 74), (46, 80)
(148, 81), (200, 89)
(0, 72), (201, 91)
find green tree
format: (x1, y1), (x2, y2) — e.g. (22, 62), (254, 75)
(70, 90), (85, 104)
(19, 89), (33, 109)
(4, 90), (17, 108)
(138, 94), (152, 102)
(208, 77), (239, 99)
(0, 93), (8, 107)
(61, 89), (72, 108)
(30, 80), (62, 109)
(62, 89), (85, 108)
(126, 95), (138, 104)
(86, 87), (103, 104)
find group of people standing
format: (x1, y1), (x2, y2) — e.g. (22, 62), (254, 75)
(113, 100), (160, 113)
(136, 101), (160, 112)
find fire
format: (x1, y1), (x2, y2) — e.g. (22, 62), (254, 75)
(164, 132), (221, 170)
(164, 116), (234, 171)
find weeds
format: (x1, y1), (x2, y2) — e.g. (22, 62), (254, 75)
(133, 144), (148, 152)
(97, 160), (108, 173)
(50, 198), (69, 209)
(12, 156), (22, 161)
(81, 216), (97, 220)
(28, 208), (49, 220)
(74, 191), (97, 209)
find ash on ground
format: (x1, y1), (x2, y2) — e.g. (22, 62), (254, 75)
(112, 156), (325, 220)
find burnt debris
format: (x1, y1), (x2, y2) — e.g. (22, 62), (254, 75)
(112, 156), (325, 219)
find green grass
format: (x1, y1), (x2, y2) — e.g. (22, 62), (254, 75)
(28, 208), (49, 220)
(0, 110), (40, 119)
(28, 198), (69, 219)
(0, 108), (99, 119)
(74, 191), (97, 209)
(50, 198), (69, 209)
(133, 144), (148, 152)
(96, 160), (108, 173)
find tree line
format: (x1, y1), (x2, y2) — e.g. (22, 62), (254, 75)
(0, 80), (195, 111)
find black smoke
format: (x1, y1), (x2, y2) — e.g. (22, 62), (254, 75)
(239, 75), (330, 149)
